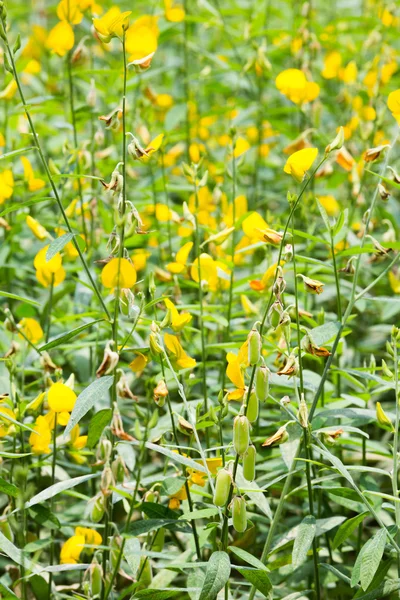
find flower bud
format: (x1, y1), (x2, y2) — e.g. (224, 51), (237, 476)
(232, 496), (247, 533)
(243, 445), (256, 482)
(233, 415), (250, 456)
(90, 494), (105, 522)
(87, 78), (97, 108)
(247, 328), (261, 365)
(284, 243), (293, 262)
(325, 126), (344, 153)
(246, 391), (259, 423)
(298, 396), (308, 428)
(382, 359), (394, 379)
(213, 468), (232, 507)
(100, 464), (115, 496)
(376, 402), (394, 432)
(255, 364), (270, 402)
(112, 456), (126, 484)
(149, 332), (163, 356)
(96, 438), (112, 463)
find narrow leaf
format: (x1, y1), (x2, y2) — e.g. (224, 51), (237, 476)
(332, 512), (368, 550)
(45, 233), (74, 262)
(87, 408), (112, 449)
(24, 474), (98, 510)
(198, 551), (231, 600)
(292, 515), (316, 569)
(360, 529), (386, 590)
(64, 376), (113, 436)
(38, 319), (104, 352)
(236, 568), (272, 599)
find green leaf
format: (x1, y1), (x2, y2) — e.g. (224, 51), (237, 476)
(236, 568), (272, 598)
(355, 579), (400, 599)
(198, 551), (231, 600)
(311, 321), (341, 347)
(29, 504), (60, 530)
(45, 232), (75, 262)
(0, 195), (52, 218)
(360, 529), (386, 590)
(128, 518), (188, 537)
(228, 546), (268, 571)
(0, 582), (19, 599)
(87, 408), (112, 449)
(38, 319), (105, 352)
(0, 477), (19, 498)
(143, 441), (207, 473)
(124, 538), (141, 576)
(316, 198), (331, 231)
(64, 376), (113, 436)
(292, 515), (316, 569)
(180, 507), (219, 521)
(23, 473), (98, 510)
(134, 592), (180, 600)
(160, 476), (187, 497)
(0, 291), (40, 306)
(140, 502), (178, 520)
(0, 146), (37, 161)
(0, 531), (41, 573)
(332, 512), (368, 549)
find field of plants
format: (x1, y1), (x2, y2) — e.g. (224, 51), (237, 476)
(0, 0), (400, 598)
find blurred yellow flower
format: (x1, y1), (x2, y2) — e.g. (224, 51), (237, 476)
(34, 245), (66, 288)
(167, 241), (193, 274)
(126, 23), (157, 63)
(283, 148), (318, 181)
(0, 169), (14, 204)
(101, 258), (137, 289)
(276, 69), (320, 105)
(165, 0), (185, 22)
(29, 415), (52, 454)
(57, 0), (83, 24)
(21, 156), (45, 192)
(388, 89), (400, 123)
(60, 534), (85, 564)
(318, 195), (339, 216)
(46, 21), (75, 57)
(164, 333), (196, 369)
(389, 271), (400, 293)
(93, 7), (131, 42)
(164, 298), (192, 331)
(0, 80), (18, 100)
(18, 318), (44, 344)
(321, 51), (342, 79)
(0, 405), (16, 438)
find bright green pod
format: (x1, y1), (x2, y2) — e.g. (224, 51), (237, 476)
(232, 496), (247, 533)
(243, 444), (256, 482)
(255, 364), (270, 402)
(246, 391), (259, 423)
(90, 558), (103, 599)
(268, 301), (282, 329)
(248, 328), (261, 365)
(152, 527), (165, 553)
(213, 468), (232, 507)
(233, 415), (250, 456)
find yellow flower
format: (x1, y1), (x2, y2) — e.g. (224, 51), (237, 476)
(321, 51), (342, 79)
(0, 169), (14, 204)
(389, 271), (400, 293)
(101, 258), (137, 289)
(0, 405), (16, 438)
(70, 425), (87, 450)
(318, 195), (339, 216)
(275, 69), (320, 105)
(242, 212), (268, 240)
(233, 137), (250, 158)
(26, 215), (48, 240)
(21, 156), (45, 192)
(164, 333), (196, 369)
(29, 415), (52, 455)
(190, 253), (230, 292)
(60, 534), (85, 564)
(93, 7), (132, 42)
(46, 21), (75, 57)
(283, 148), (318, 182)
(167, 241), (193, 274)
(340, 61), (357, 84)
(18, 318), (44, 344)
(156, 93), (174, 109)
(48, 382), (77, 414)
(126, 23), (158, 64)
(0, 80), (18, 100)
(388, 89), (400, 124)
(164, 0), (185, 22)
(34, 245), (66, 288)
(131, 249), (150, 271)
(57, 0), (83, 24)
(75, 527), (102, 546)
(129, 352), (149, 373)
(164, 299), (192, 331)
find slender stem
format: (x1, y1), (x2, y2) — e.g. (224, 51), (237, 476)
(392, 335), (400, 578)
(47, 412), (58, 600)
(45, 274), (55, 343)
(331, 232), (342, 321)
(291, 220), (304, 393)
(182, 0), (191, 162)
(304, 432), (321, 600)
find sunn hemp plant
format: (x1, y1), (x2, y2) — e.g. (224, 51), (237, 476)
(0, 0), (400, 599)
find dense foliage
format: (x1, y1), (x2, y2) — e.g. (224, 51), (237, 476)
(0, 1), (400, 599)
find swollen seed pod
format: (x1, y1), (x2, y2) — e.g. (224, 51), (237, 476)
(91, 494), (105, 523)
(213, 468), (232, 507)
(246, 391), (259, 423)
(255, 364), (270, 402)
(233, 415), (250, 456)
(90, 558), (103, 599)
(243, 445), (256, 482)
(248, 328), (261, 365)
(232, 496), (247, 533)
(268, 301), (282, 329)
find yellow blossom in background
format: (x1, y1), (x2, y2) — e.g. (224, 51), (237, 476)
(322, 51), (342, 79)
(318, 195), (340, 216)
(21, 156), (45, 191)
(283, 148), (318, 181)
(164, 333), (196, 369)
(0, 80), (18, 100)
(164, 0), (185, 22)
(388, 89), (400, 124)
(48, 381), (77, 414)
(242, 212), (269, 240)
(131, 249), (150, 271)
(46, 21), (75, 57)
(101, 258), (137, 289)
(275, 69), (320, 104)
(126, 19), (157, 63)
(389, 271), (400, 293)
(57, 0), (83, 24)
(129, 352), (149, 373)
(190, 253), (230, 292)
(167, 241), (193, 274)
(0, 405), (16, 438)
(60, 534), (85, 564)
(0, 169), (14, 204)
(69, 424), (87, 450)
(233, 137), (250, 158)
(18, 318), (44, 344)
(29, 415), (52, 454)
(34, 245), (66, 288)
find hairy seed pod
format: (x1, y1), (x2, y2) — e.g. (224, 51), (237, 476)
(90, 558), (103, 599)
(232, 496), (247, 533)
(246, 391), (259, 423)
(255, 364), (270, 402)
(243, 445), (256, 482)
(247, 328), (261, 365)
(213, 468), (232, 507)
(91, 494), (105, 523)
(268, 301), (282, 329)
(233, 415), (250, 456)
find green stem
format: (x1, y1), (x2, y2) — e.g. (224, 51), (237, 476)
(47, 412), (58, 600)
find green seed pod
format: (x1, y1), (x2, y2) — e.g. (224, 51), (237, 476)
(268, 301), (282, 329)
(90, 558), (103, 599)
(232, 496), (247, 533)
(91, 494), (105, 523)
(246, 391), (259, 423)
(248, 328), (261, 365)
(243, 445), (256, 482)
(213, 468), (232, 507)
(0, 520), (13, 542)
(152, 527), (165, 553)
(255, 364), (270, 402)
(233, 415), (250, 456)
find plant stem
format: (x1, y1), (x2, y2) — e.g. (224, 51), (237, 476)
(47, 412), (58, 600)
(392, 334), (400, 579)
